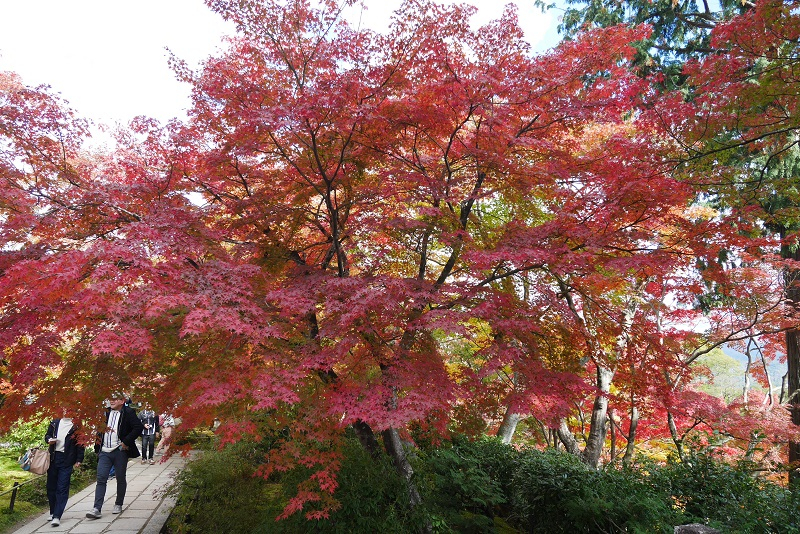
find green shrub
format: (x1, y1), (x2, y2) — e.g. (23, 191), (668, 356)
(13, 474), (47, 507)
(163, 440), (273, 534)
(71, 448), (98, 491)
(161, 431), (800, 534)
(163, 432), (423, 534)
(264, 436), (421, 534)
(652, 451), (800, 533)
(578, 464), (681, 533)
(418, 436), (517, 533)
(79, 447), (98, 472)
(177, 428), (217, 450)
(417, 437), (679, 533)
(2, 418), (49, 456)
(507, 448), (682, 533)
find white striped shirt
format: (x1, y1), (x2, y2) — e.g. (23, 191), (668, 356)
(101, 409), (123, 452)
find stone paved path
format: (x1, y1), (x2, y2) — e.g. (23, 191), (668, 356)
(11, 453), (186, 534)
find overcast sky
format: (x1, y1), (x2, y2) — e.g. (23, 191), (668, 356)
(0, 0), (560, 128)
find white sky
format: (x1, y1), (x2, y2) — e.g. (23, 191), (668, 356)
(0, 0), (559, 128)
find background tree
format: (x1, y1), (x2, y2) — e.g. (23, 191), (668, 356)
(646, 0), (800, 481)
(556, 0), (800, 477)
(556, 0), (749, 87)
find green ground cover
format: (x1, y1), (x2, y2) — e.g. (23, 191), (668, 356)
(0, 449), (44, 533)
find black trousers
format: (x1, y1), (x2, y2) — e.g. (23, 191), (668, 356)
(142, 434), (156, 460)
(46, 452), (74, 519)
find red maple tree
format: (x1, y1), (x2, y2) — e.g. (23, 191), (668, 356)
(2, 0), (800, 517)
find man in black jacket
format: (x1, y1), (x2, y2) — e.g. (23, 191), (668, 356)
(86, 391), (143, 519)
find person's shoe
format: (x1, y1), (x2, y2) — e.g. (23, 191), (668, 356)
(51, 517), (60, 526)
(149, 459), (155, 464)
(46, 514), (53, 521)
(112, 504), (123, 514)
(141, 458), (146, 464)
(86, 508), (101, 519)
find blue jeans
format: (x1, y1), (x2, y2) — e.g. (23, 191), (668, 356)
(93, 448), (129, 511)
(46, 452), (73, 519)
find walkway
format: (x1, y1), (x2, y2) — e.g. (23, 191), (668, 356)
(11, 453), (187, 534)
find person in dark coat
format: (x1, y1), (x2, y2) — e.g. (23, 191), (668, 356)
(85, 391), (143, 520)
(44, 414), (85, 527)
(138, 403), (160, 464)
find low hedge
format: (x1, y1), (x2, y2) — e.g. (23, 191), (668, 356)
(161, 433), (798, 533)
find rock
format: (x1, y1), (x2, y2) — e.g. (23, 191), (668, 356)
(674, 525), (721, 534)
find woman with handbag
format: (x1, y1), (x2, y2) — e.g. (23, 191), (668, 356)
(44, 414), (85, 527)
(154, 413), (174, 456)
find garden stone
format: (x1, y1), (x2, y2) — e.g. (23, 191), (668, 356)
(674, 524), (721, 534)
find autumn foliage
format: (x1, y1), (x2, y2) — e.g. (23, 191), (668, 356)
(2, 0), (800, 519)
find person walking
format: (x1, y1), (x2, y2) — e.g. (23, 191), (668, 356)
(139, 404), (159, 465)
(86, 391), (143, 520)
(44, 413), (85, 527)
(155, 413), (174, 456)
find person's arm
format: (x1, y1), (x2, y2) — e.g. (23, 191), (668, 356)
(69, 428), (86, 466)
(122, 408), (144, 446)
(44, 420), (56, 445)
(75, 443), (85, 466)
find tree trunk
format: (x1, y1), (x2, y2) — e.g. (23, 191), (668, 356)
(352, 420), (382, 460)
(786, 326), (800, 488)
(759, 347), (775, 407)
(582, 365), (614, 468)
(623, 404), (639, 467)
(580, 297), (635, 468)
(609, 408), (617, 462)
(382, 427), (422, 507)
(667, 410), (685, 461)
(549, 427), (558, 449)
(781, 371), (789, 404)
(743, 345), (753, 405)
(496, 410), (522, 444)
(745, 431), (762, 461)
(557, 419), (581, 455)
(495, 371), (521, 444)
(782, 229), (800, 488)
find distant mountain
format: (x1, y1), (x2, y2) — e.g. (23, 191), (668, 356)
(721, 344), (785, 397)
(692, 345), (786, 401)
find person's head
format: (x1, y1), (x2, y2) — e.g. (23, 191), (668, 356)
(108, 391), (126, 411)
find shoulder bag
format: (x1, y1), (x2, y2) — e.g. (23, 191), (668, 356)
(27, 447), (51, 475)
